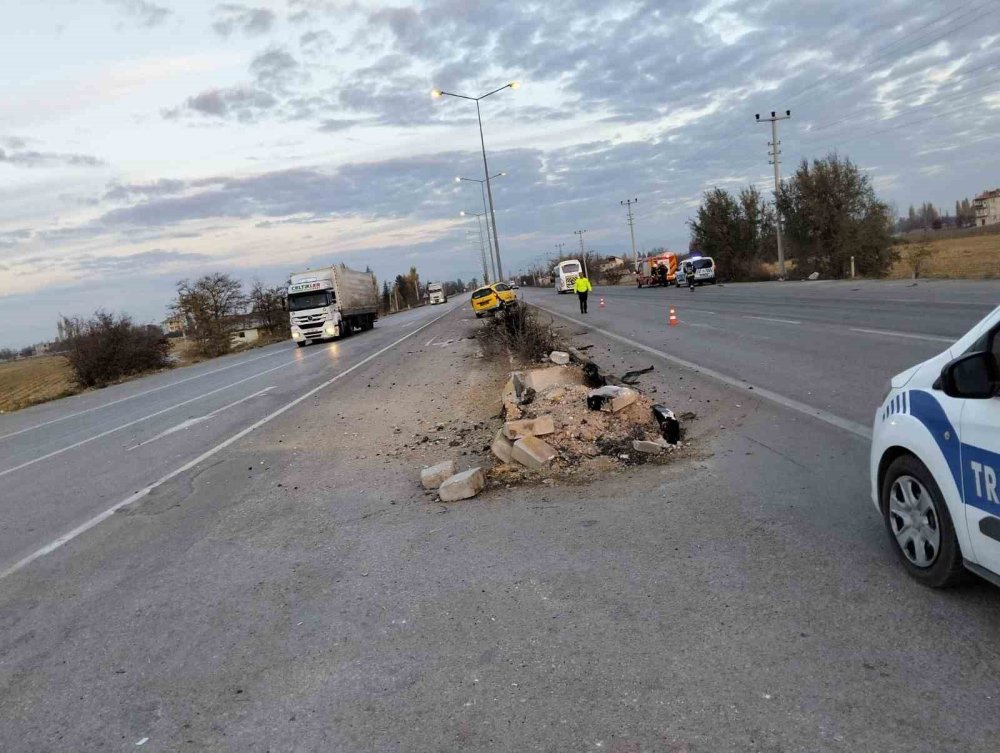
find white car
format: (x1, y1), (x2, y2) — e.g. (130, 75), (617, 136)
(870, 304), (1000, 587)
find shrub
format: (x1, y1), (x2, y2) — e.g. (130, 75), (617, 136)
(475, 304), (555, 362)
(60, 311), (172, 387)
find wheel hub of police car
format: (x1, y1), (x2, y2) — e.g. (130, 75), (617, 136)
(888, 475), (941, 568)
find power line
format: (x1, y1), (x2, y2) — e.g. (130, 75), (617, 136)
(621, 198), (638, 268)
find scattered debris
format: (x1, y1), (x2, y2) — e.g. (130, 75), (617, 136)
(522, 365), (581, 392)
(511, 436), (558, 469)
(491, 429), (515, 462)
(504, 415), (555, 440)
(582, 361), (606, 388)
(439, 467), (486, 501)
(587, 385), (639, 413)
(652, 404), (681, 444)
(420, 460), (457, 489)
(808, 271), (820, 280)
(620, 365), (654, 385)
(632, 438), (674, 454)
(549, 350), (570, 365)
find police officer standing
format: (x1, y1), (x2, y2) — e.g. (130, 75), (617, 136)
(574, 274), (593, 314)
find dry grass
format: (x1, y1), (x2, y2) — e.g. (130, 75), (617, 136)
(888, 233), (1000, 279)
(0, 356), (78, 413)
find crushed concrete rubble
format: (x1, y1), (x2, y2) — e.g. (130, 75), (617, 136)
(420, 460), (456, 489)
(439, 467), (486, 502)
(549, 350), (570, 365)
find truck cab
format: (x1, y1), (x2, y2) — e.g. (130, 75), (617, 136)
(428, 282), (447, 305)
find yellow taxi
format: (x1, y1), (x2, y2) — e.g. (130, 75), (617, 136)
(470, 282), (518, 318)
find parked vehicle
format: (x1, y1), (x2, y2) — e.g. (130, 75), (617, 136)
(636, 253), (677, 287)
(287, 264), (379, 346)
(470, 282), (518, 317)
(554, 260), (583, 294)
(686, 256), (717, 285)
(870, 304), (1000, 587)
(428, 282), (447, 305)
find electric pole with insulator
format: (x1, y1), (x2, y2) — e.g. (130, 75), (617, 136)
(573, 230), (589, 278)
(756, 109), (791, 280)
(621, 198), (638, 271)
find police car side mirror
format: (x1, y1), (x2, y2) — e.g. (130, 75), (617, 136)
(940, 351), (999, 400)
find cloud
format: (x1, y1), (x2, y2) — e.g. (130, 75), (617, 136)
(73, 249), (214, 274)
(317, 118), (358, 132)
(105, 0), (172, 28)
(0, 147), (106, 168)
(250, 47), (304, 93)
(163, 86), (278, 122)
(212, 4), (276, 37)
(299, 29), (335, 54)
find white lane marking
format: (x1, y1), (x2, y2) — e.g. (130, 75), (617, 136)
(125, 387), (276, 451)
(849, 327), (953, 344)
(535, 304), (872, 441)
(0, 346), (292, 442)
(0, 306), (455, 581)
(425, 336), (437, 346)
(684, 322), (714, 329)
(745, 315), (801, 325)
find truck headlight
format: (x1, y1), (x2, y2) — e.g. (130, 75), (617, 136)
(292, 330), (303, 340)
(324, 322), (337, 335)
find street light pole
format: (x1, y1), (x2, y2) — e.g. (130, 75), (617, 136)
(434, 81), (518, 284)
(457, 172), (505, 283)
(574, 229), (589, 278)
(461, 210), (491, 284)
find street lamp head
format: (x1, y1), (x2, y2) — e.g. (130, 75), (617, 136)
(509, 81), (520, 90)
(460, 210), (467, 216)
(431, 89), (442, 98)
(498, 171), (507, 176)
(455, 176), (462, 183)
(755, 113), (760, 121)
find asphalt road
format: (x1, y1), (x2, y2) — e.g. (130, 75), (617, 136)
(3, 281), (1000, 751)
(0, 302), (457, 577)
(524, 278), (998, 428)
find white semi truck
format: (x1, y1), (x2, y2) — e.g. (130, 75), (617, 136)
(428, 282), (447, 305)
(287, 264), (379, 346)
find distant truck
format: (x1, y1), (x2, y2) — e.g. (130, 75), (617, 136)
(554, 259), (583, 293)
(287, 264), (379, 346)
(636, 252), (677, 287)
(428, 282), (447, 305)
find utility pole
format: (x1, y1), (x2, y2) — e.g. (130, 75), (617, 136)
(621, 198), (638, 271)
(574, 230), (589, 278)
(756, 110), (791, 279)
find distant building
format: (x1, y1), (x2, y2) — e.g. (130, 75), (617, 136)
(161, 315), (186, 336)
(230, 327), (260, 347)
(33, 342), (51, 355)
(973, 189), (1000, 227)
(601, 256), (628, 272)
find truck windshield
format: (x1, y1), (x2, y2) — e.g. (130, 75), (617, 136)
(289, 291), (331, 311)
(560, 263), (581, 275)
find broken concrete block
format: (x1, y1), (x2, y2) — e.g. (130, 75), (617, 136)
(632, 438), (671, 454)
(510, 436), (558, 470)
(808, 271), (820, 280)
(491, 428), (514, 463)
(504, 415), (555, 440)
(587, 385), (638, 413)
(549, 350), (570, 365)
(503, 372), (525, 402)
(420, 460), (457, 489)
(438, 467), (486, 501)
(522, 366), (579, 392)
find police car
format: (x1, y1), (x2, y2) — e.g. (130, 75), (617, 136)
(871, 304), (1000, 587)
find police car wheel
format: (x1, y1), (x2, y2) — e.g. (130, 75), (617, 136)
(881, 455), (965, 588)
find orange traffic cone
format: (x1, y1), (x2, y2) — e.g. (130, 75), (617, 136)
(599, 297), (605, 309)
(669, 307), (678, 326)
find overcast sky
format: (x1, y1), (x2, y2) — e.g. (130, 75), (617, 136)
(1, 0), (998, 346)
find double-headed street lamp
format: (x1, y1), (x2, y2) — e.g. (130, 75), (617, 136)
(456, 172), (505, 282)
(460, 210), (491, 284)
(433, 81), (518, 282)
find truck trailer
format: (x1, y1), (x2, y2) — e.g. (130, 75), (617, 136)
(287, 264), (379, 346)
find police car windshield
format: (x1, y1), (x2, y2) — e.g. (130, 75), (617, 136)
(289, 291), (331, 311)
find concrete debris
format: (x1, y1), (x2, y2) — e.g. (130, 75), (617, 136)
(632, 438), (673, 454)
(582, 361), (606, 388)
(808, 271), (820, 280)
(549, 350), (570, 365)
(522, 366), (580, 392)
(620, 366), (654, 385)
(652, 404), (681, 444)
(491, 429), (515, 463)
(587, 385), (639, 413)
(511, 436), (558, 469)
(503, 373), (525, 403)
(504, 415), (555, 440)
(503, 400), (522, 420)
(420, 460), (457, 489)
(438, 467), (486, 501)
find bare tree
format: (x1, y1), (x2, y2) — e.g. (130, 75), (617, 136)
(173, 273), (247, 357)
(249, 278), (288, 336)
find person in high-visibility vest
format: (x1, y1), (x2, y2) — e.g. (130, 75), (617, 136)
(573, 275), (593, 314)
